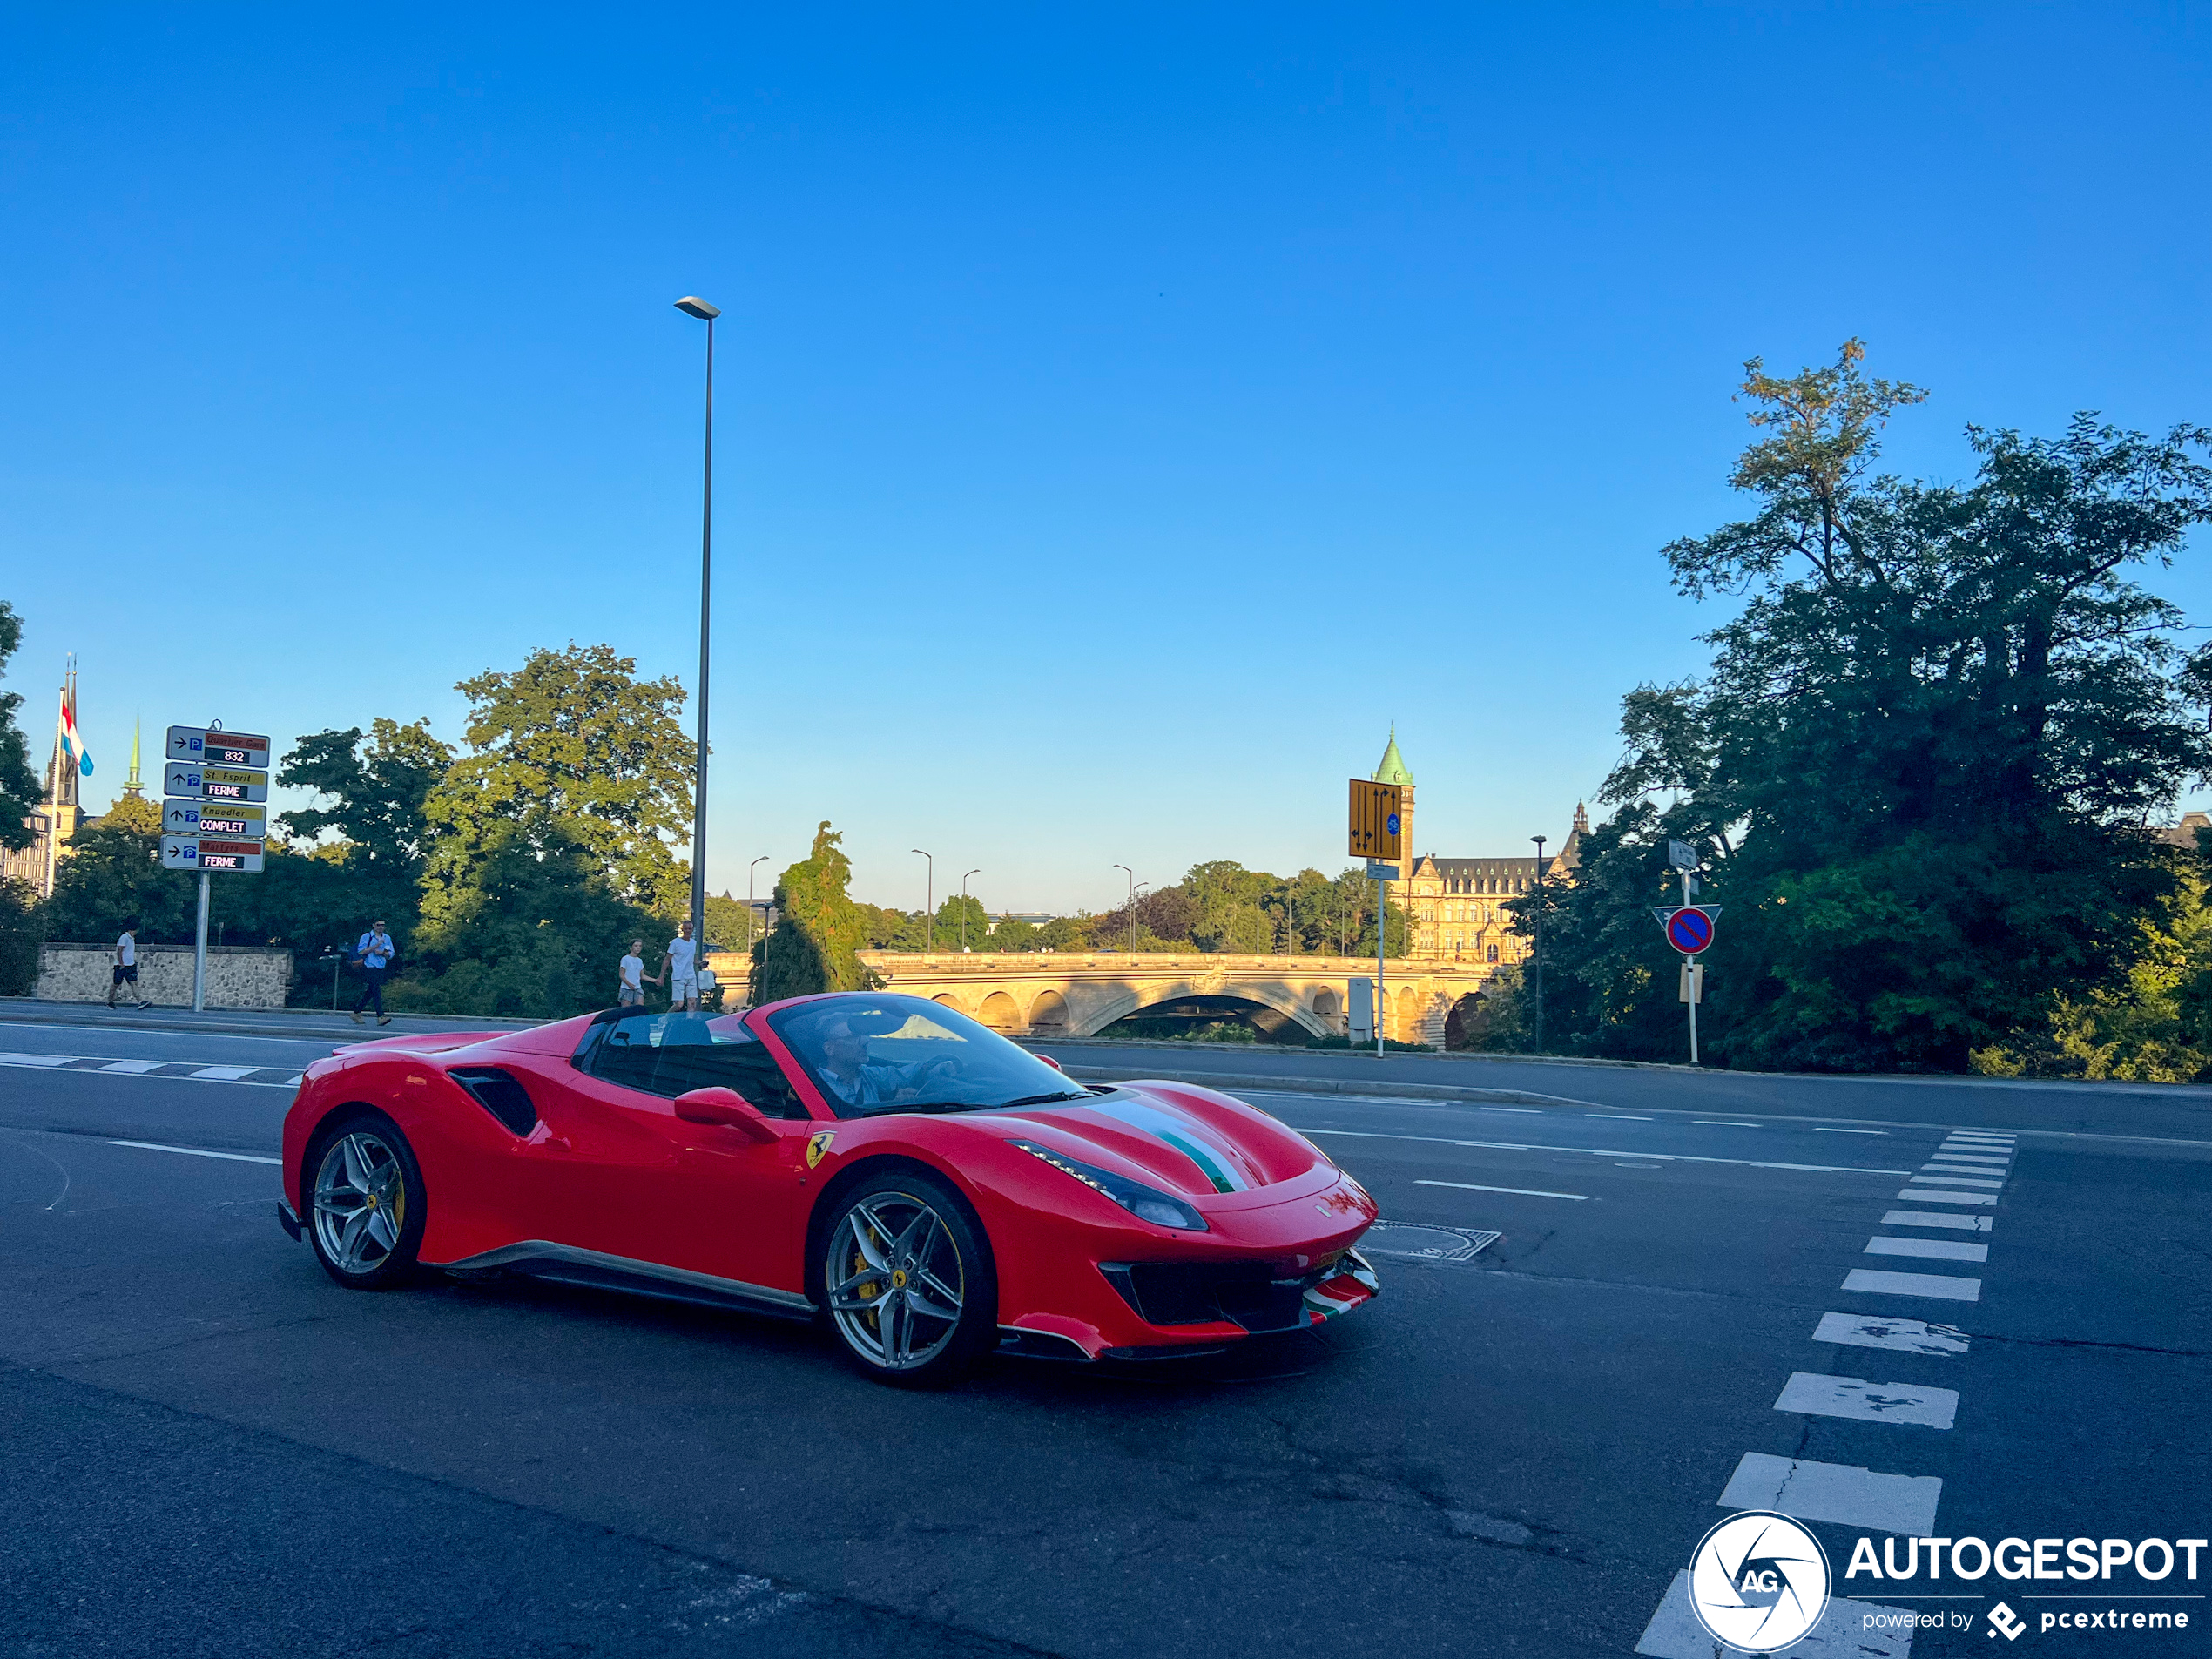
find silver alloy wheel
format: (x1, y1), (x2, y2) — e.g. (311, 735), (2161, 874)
(826, 1190), (965, 1371)
(313, 1130), (408, 1276)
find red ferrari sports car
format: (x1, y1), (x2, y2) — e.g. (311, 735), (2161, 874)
(279, 991), (1379, 1384)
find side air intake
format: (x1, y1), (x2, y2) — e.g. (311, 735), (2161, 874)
(448, 1067), (538, 1136)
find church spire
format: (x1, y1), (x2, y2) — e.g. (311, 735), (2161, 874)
(1372, 725), (1413, 786)
(123, 718), (143, 797)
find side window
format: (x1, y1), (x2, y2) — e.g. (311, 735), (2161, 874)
(581, 1013), (812, 1119)
(663, 1041), (812, 1120)
(589, 1020), (662, 1093)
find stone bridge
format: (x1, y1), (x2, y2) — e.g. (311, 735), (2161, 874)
(847, 951), (1501, 1047)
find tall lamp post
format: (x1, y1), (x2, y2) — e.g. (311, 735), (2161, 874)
(1529, 834), (1548, 1053)
(961, 869), (981, 951)
(673, 295), (721, 948)
(745, 853), (768, 968)
(1112, 864), (1136, 954)
(912, 849), (934, 952)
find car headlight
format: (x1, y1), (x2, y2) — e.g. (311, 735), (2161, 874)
(1012, 1139), (1209, 1231)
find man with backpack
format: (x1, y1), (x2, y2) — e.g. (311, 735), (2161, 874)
(351, 920), (395, 1026)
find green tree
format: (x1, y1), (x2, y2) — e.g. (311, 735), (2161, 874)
(988, 914), (1037, 951)
(278, 718), (454, 873)
(0, 875), (43, 994)
(934, 893), (991, 951)
(421, 644), (696, 938)
(752, 823), (881, 1001)
(43, 799), (199, 944)
(1540, 342), (2212, 1070)
(387, 823), (655, 1019)
(0, 603), (39, 852)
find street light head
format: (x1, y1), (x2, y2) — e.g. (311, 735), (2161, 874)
(674, 296), (721, 320)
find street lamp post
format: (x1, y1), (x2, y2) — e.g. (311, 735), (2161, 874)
(745, 853), (768, 968)
(673, 295), (721, 949)
(961, 869), (981, 951)
(912, 849), (934, 952)
(1529, 834), (1548, 1052)
(1112, 864), (1136, 954)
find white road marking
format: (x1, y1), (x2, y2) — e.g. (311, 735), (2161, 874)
(107, 1139), (282, 1166)
(1909, 1174), (2006, 1188)
(1893, 1188), (1995, 1204)
(1926, 1158), (2008, 1169)
(1298, 1127), (1910, 1177)
(96, 1059), (168, 1074)
(1719, 1452), (1944, 1534)
(1881, 1210), (1992, 1231)
(1946, 1134), (2015, 1143)
(186, 1065), (259, 1081)
(0, 1052), (78, 1068)
(1775, 1371), (1959, 1429)
(1478, 1107), (1542, 1114)
(1414, 1178), (1588, 1201)
(1693, 1120), (1758, 1127)
(1635, 1571), (1915, 1658)
(1930, 1150), (2009, 1161)
(0, 1053), (302, 1087)
(1866, 1235), (1988, 1263)
(1843, 1268), (1983, 1301)
(1813, 1126), (1885, 1134)
(1813, 1311), (1969, 1355)
(1587, 1114), (1651, 1120)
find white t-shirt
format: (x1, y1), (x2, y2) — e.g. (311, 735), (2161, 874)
(117, 933), (136, 968)
(665, 937), (697, 983)
(619, 954), (644, 990)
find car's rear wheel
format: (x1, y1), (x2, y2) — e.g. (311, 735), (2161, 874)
(820, 1170), (995, 1386)
(306, 1114), (425, 1289)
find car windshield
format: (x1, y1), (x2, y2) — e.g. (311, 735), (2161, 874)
(768, 994), (1092, 1119)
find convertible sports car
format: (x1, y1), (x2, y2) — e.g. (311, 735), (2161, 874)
(279, 991), (1379, 1384)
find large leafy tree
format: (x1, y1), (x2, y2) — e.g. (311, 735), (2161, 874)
(1523, 342), (2212, 1070)
(0, 602), (43, 849)
(420, 644), (695, 940)
(277, 718), (454, 872)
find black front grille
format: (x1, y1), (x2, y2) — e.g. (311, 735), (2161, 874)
(1099, 1261), (1310, 1335)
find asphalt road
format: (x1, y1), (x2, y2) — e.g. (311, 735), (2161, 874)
(3, 1010), (2207, 1656)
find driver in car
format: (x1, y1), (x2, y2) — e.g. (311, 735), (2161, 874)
(812, 1012), (960, 1110)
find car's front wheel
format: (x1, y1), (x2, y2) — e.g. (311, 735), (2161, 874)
(819, 1170), (995, 1386)
(305, 1113), (426, 1289)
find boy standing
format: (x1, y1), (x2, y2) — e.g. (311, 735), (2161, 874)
(617, 940), (646, 1007)
(108, 919), (151, 1009)
(660, 920), (699, 1012)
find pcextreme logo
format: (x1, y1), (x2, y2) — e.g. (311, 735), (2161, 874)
(1687, 1511), (1831, 1653)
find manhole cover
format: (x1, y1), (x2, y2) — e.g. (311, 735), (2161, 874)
(1362, 1221), (1501, 1263)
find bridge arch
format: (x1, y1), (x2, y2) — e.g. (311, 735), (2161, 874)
(1028, 989), (1069, 1035)
(1072, 978), (1331, 1042)
(978, 990), (1022, 1032)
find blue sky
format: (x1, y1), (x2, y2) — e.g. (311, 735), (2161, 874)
(3, 5), (2207, 915)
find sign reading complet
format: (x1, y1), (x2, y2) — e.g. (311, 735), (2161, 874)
(164, 800), (268, 834)
(1347, 779), (1405, 861)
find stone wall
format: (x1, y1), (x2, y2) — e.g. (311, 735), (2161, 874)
(37, 942), (294, 1009)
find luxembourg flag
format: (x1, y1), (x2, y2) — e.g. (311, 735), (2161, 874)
(60, 689), (93, 776)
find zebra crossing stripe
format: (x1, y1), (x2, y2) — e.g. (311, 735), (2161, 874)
(0, 1052), (303, 1088)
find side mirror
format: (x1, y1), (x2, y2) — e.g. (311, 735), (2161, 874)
(1039, 1055), (1064, 1073)
(673, 1087), (779, 1143)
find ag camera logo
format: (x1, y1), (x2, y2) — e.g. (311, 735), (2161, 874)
(1689, 1511), (1831, 1652)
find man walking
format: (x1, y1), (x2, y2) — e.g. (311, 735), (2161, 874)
(351, 919), (395, 1027)
(660, 920), (699, 1012)
(108, 919), (151, 1010)
(617, 939), (646, 1008)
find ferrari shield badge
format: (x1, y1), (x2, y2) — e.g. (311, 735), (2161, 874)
(806, 1130), (836, 1170)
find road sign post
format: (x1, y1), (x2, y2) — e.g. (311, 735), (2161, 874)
(1349, 779), (1406, 1058)
(1652, 883), (1721, 1065)
(165, 721), (267, 1010)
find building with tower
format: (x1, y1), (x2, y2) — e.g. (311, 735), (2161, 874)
(1367, 730), (1584, 966)
(2, 664), (93, 898)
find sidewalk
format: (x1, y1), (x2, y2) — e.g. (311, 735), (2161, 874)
(0, 996), (540, 1043)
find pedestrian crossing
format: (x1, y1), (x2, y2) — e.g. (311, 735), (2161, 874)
(0, 1050), (304, 1088)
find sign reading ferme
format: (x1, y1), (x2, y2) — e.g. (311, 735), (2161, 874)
(1347, 779), (1405, 861)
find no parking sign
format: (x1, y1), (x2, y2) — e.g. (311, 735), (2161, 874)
(1654, 905), (1720, 954)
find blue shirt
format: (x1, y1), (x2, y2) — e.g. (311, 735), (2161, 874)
(357, 931), (394, 971)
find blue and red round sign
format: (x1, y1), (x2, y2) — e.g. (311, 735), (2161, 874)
(1665, 907), (1716, 954)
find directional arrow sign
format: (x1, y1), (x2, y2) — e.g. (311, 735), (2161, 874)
(164, 764), (204, 799)
(167, 725), (207, 763)
(160, 836), (200, 870)
(164, 801), (202, 833)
